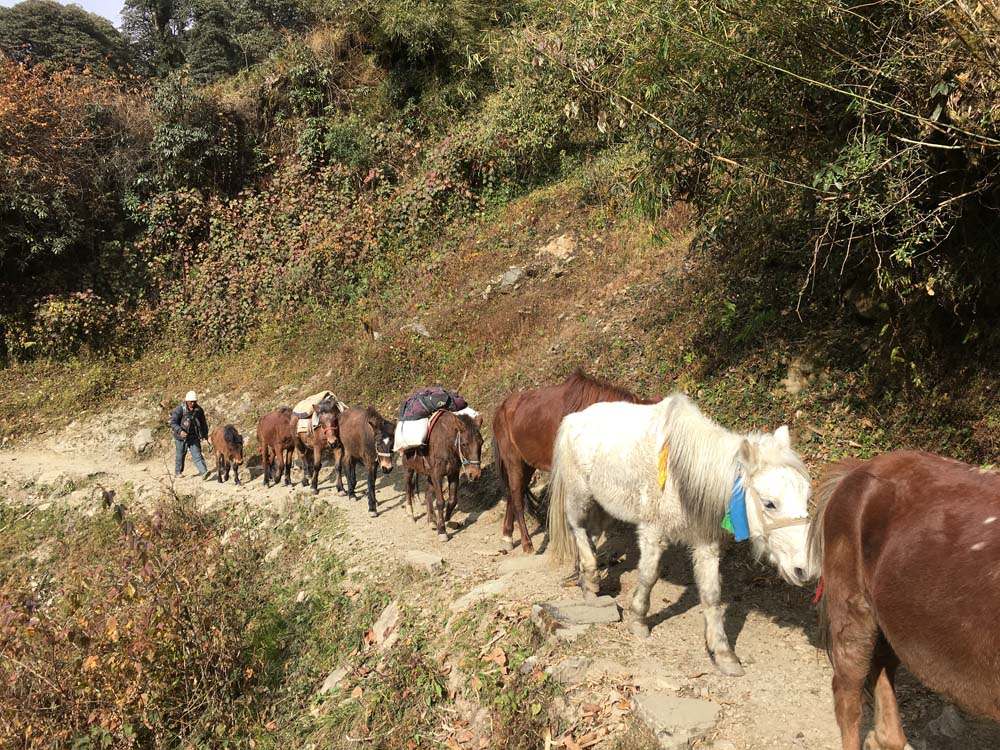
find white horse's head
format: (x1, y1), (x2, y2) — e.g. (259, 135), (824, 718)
(739, 426), (812, 586)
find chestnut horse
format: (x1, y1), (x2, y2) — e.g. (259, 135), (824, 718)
(257, 408), (294, 487)
(209, 424), (245, 485)
(290, 399), (341, 494)
(809, 450), (1000, 750)
(400, 411), (484, 542)
(492, 368), (654, 553)
(335, 406), (397, 517)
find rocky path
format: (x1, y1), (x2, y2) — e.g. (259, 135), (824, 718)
(2, 445), (998, 750)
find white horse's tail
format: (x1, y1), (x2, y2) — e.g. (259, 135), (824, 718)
(547, 423), (578, 567)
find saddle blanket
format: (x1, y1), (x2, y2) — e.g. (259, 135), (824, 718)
(394, 407), (479, 452)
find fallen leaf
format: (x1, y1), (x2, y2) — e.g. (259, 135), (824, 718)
(351, 686), (363, 698)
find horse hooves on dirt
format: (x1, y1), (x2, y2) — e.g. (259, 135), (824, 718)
(627, 619), (651, 638)
(437, 533), (449, 542)
(713, 652), (745, 677)
(368, 510), (378, 518)
(500, 537), (514, 552)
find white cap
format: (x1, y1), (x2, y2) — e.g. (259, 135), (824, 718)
(185, 391), (198, 402)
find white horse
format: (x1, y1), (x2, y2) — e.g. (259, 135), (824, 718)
(547, 393), (813, 676)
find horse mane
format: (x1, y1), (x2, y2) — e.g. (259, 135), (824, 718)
(316, 397), (340, 415)
(562, 368), (642, 412)
(223, 424), (242, 445)
(664, 393), (809, 537)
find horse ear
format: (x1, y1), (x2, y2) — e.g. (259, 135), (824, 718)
(774, 425), (791, 448)
(739, 438), (758, 470)
(473, 414), (483, 428)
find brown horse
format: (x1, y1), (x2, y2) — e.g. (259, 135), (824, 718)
(492, 368), (654, 553)
(334, 406), (397, 517)
(809, 450), (1000, 750)
(257, 408), (294, 487)
(400, 411), (484, 542)
(209, 424), (245, 485)
(290, 399), (341, 494)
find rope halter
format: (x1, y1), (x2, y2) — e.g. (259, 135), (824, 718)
(739, 465), (810, 537)
(454, 431), (480, 468)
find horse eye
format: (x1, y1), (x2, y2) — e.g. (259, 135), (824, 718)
(763, 499), (777, 511)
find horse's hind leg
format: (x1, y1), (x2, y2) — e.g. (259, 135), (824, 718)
(565, 506), (601, 599)
(864, 640), (908, 750)
(512, 464), (534, 554)
(626, 526), (667, 638)
(692, 541), (743, 676)
(828, 598), (878, 750)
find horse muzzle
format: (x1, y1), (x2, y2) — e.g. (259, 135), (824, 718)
(462, 465), (482, 481)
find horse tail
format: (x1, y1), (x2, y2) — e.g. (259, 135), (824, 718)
(808, 456), (864, 658)
(546, 422), (578, 567)
(807, 457), (863, 586)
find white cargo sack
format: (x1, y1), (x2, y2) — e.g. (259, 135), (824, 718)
(394, 407), (479, 452)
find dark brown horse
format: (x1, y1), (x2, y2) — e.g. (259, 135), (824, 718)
(290, 399), (341, 493)
(492, 368), (653, 553)
(809, 450), (1000, 750)
(209, 424), (245, 485)
(401, 411), (484, 542)
(334, 406), (397, 517)
(257, 408), (294, 487)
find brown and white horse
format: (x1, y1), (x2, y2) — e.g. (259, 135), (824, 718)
(810, 450), (1000, 750)
(492, 368), (654, 553)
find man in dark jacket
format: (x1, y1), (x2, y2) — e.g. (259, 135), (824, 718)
(169, 390), (210, 478)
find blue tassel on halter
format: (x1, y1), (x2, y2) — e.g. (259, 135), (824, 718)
(721, 475), (751, 542)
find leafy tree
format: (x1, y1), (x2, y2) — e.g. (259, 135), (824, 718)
(0, 0), (135, 75)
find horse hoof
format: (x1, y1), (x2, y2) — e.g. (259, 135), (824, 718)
(713, 652), (744, 677)
(368, 510), (378, 518)
(500, 537), (514, 552)
(522, 543), (535, 554)
(627, 619), (651, 638)
(438, 533), (449, 542)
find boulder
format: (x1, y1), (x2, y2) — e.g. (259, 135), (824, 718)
(371, 600), (401, 651)
(545, 657), (592, 685)
(319, 666), (350, 694)
(535, 596), (621, 625)
(449, 576), (512, 612)
(500, 266), (525, 291)
(132, 428), (155, 455)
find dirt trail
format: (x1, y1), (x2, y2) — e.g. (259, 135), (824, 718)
(2, 444), (998, 750)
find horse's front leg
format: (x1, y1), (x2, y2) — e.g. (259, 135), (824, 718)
(310, 443), (322, 493)
(404, 466), (416, 520)
(216, 453), (224, 483)
(282, 448), (293, 485)
(233, 463), (241, 486)
(366, 463), (378, 517)
(626, 526), (667, 638)
(444, 473), (459, 522)
(347, 459), (359, 501)
(430, 473), (448, 542)
(692, 541), (742, 676)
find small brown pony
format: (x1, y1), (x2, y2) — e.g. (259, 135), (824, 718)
(290, 399), (341, 493)
(257, 408), (294, 487)
(401, 411), (484, 541)
(809, 449), (1000, 750)
(492, 368), (654, 552)
(335, 406), (397, 517)
(209, 424), (245, 485)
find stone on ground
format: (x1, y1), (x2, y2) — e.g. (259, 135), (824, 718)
(545, 657), (593, 685)
(632, 693), (721, 750)
(449, 576), (512, 612)
(404, 550), (444, 574)
(319, 666), (350, 694)
(371, 600), (401, 651)
(537, 596), (621, 624)
(497, 554), (547, 575)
